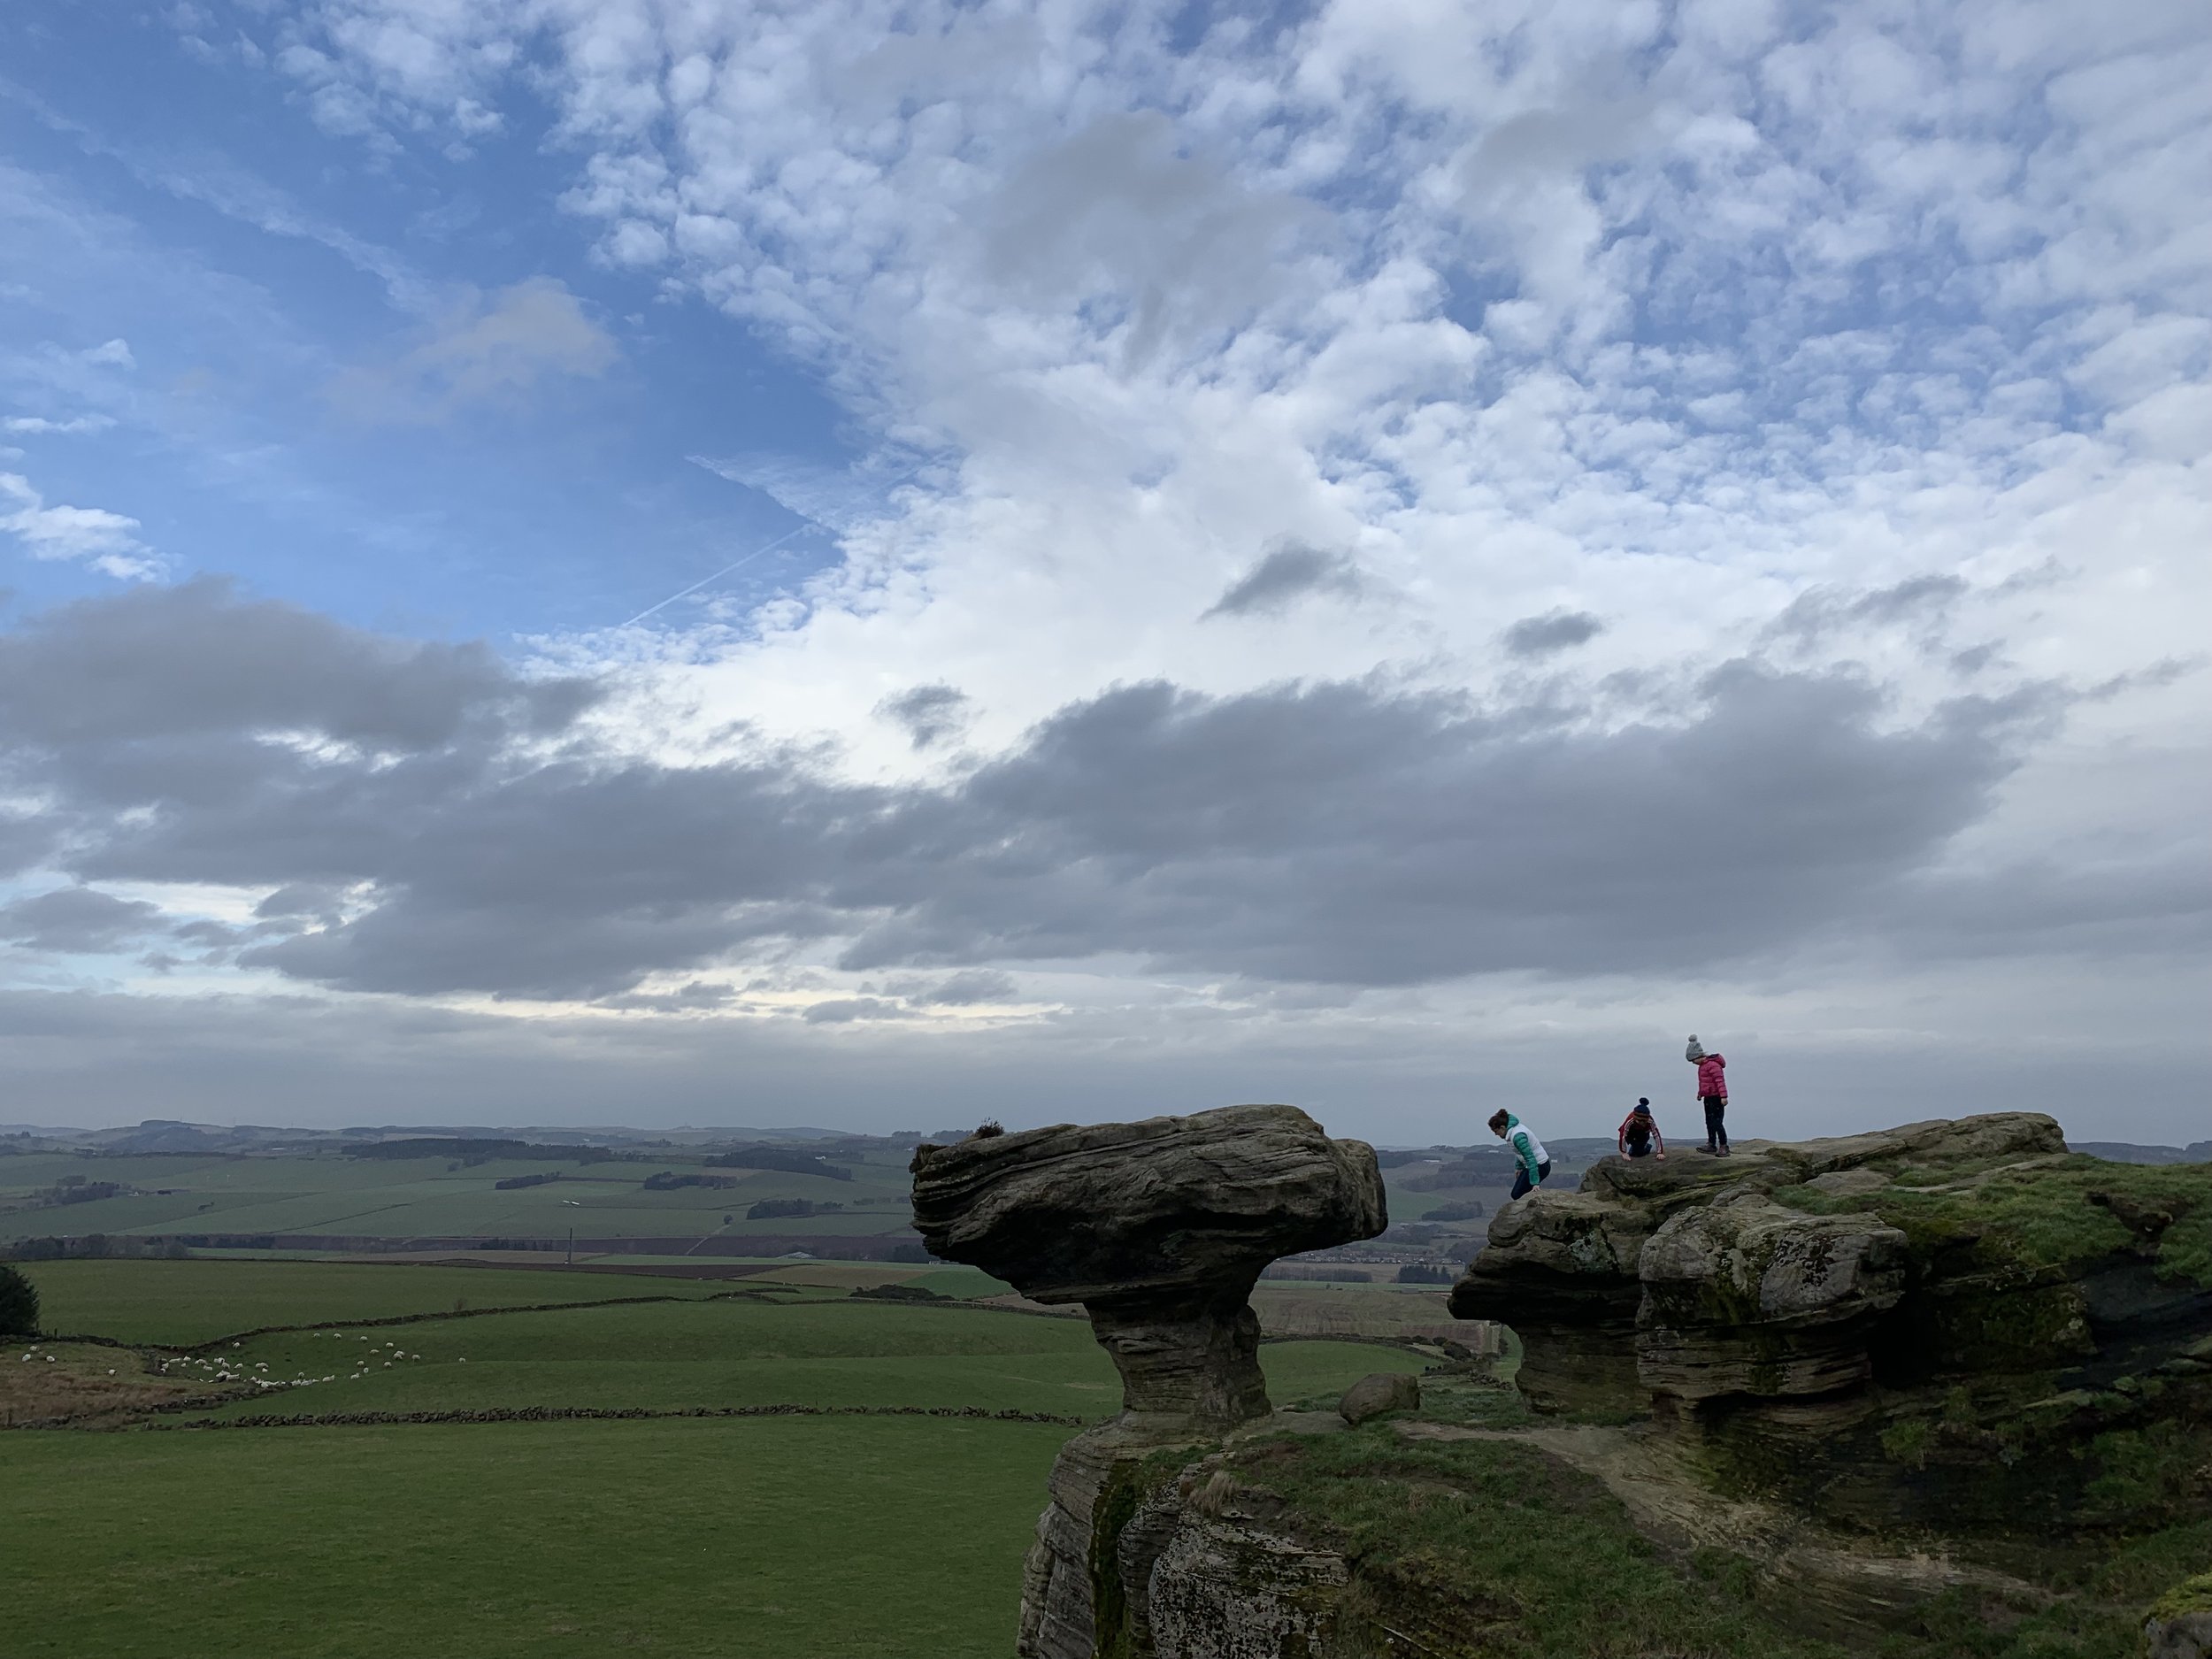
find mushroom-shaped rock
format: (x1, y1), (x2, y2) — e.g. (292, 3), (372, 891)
(910, 1104), (1386, 1423)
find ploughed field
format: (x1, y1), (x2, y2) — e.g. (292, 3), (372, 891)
(0, 1257), (1424, 1658)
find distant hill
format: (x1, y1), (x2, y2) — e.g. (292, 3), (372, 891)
(2069, 1140), (2212, 1164)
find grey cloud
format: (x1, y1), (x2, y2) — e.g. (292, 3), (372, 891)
(599, 979), (735, 1014)
(1769, 575), (1968, 644)
(886, 968), (1018, 1006)
(1502, 609), (1604, 657)
(0, 886), (162, 952)
(803, 997), (901, 1024)
(1202, 543), (1362, 620)
(877, 683), (973, 751)
(0, 576), (596, 755)
(255, 883), (344, 920)
(984, 112), (1325, 364)
(0, 582), (2095, 1001)
(840, 669), (2059, 985)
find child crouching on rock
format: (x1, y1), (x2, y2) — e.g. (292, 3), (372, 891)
(1488, 1110), (1551, 1200)
(1617, 1098), (1665, 1160)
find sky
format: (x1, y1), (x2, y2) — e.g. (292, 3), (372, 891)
(0, 0), (2205, 1146)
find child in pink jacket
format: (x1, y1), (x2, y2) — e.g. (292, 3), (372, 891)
(1686, 1035), (1729, 1156)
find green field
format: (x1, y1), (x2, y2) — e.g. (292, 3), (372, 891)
(165, 1299), (1420, 1421)
(2, 1257), (1433, 1656)
(0, 1148), (919, 1245)
(22, 1258), (752, 1345)
(0, 1416), (1064, 1658)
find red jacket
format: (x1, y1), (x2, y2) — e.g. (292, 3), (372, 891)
(1695, 1053), (1727, 1099)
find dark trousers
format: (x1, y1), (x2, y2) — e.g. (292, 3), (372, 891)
(1702, 1096), (1729, 1150)
(1510, 1158), (1552, 1200)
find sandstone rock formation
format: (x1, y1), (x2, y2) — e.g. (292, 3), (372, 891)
(1450, 1112), (2212, 1537)
(935, 1110), (2212, 1657)
(1336, 1371), (1419, 1425)
(911, 1104), (1385, 1422)
(910, 1103), (1385, 1658)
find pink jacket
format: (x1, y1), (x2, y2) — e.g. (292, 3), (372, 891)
(1695, 1053), (1727, 1098)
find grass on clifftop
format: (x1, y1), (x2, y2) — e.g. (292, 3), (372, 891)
(1220, 1425), (1841, 1659)
(1774, 1155), (2212, 1286)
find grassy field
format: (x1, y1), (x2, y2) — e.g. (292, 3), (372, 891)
(0, 1416), (1065, 1658)
(118, 1294), (1423, 1422)
(20, 1258), (754, 1345)
(0, 1148), (920, 1245)
(1, 1256), (1436, 1656)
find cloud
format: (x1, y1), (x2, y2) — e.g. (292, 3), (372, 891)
(803, 997), (901, 1024)
(0, 472), (156, 579)
(1769, 576), (1970, 645)
(1203, 543), (1363, 620)
(1, 415), (115, 435)
(980, 111), (1327, 365)
(0, 887), (164, 953)
(876, 684), (972, 751)
(81, 339), (134, 367)
(688, 453), (900, 534)
(1502, 610), (1604, 657)
(0, 582), (2111, 1004)
(331, 279), (615, 422)
(887, 969), (1018, 1006)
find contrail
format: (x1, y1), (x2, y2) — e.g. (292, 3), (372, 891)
(620, 521), (824, 628)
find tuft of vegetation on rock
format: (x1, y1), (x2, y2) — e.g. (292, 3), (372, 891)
(1208, 1426), (1841, 1659)
(1771, 1152), (2212, 1287)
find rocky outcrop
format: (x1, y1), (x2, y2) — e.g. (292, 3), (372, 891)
(2147, 1570), (2212, 1659)
(910, 1104), (1386, 1658)
(929, 1110), (2212, 1658)
(1450, 1113), (2212, 1539)
(911, 1105), (1385, 1422)
(1336, 1371), (1418, 1425)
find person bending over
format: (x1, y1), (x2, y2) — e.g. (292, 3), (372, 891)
(1617, 1098), (1665, 1160)
(1489, 1110), (1552, 1200)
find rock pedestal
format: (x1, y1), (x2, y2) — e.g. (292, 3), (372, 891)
(910, 1103), (1386, 1423)
(910, 1103), (1386, 1658)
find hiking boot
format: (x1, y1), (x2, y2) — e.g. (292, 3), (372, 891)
(1717, 1146), (1732, 1156)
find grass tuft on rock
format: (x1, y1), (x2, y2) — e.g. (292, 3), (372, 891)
(1218, 1426), (1840, 1658)
(1772, 1154), (2212, 1286)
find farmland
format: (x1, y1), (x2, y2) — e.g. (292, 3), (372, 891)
(0, 1133), (1537, 1270)
(0, 1143), (926, 1254)
(0, 1256), (1433, 1656)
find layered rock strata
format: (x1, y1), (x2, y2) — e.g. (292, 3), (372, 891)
(910, 1104), (1386, 1658)
(1450, 1112), (2212, 1536)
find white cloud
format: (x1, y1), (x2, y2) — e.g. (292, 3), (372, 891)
(81, 338), (134, 367)
(2, 414), (115, 434)
(0, 472), (157, 579)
